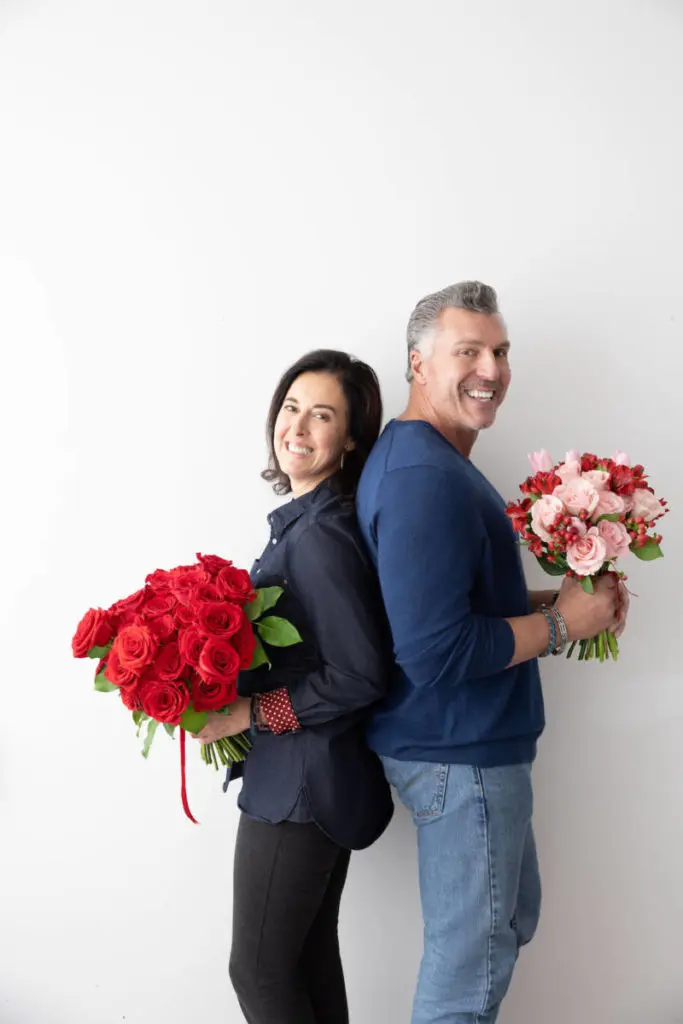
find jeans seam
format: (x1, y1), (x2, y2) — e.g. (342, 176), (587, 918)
(474, 766), (494, 1023)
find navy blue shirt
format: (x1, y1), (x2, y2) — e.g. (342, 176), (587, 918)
(236, 477), (394, 851)
(356, 420), (545, 767)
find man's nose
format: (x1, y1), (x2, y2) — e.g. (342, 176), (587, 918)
(476, 350), (499, 381)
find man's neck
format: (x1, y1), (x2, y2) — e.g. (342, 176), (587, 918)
(398, 392), (478, 459)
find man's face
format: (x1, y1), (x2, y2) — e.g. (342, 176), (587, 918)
(412, 307), (511, 433)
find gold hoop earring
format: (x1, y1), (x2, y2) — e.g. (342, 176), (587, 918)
(340, 450), (347, 471)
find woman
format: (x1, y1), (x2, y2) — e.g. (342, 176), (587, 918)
(194, 349), (394, 1024)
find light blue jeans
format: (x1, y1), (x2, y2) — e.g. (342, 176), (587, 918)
(381, 757), (541, 1024)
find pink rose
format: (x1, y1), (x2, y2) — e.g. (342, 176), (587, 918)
(597, 520), (631, 560)
(553, 478), (600, 516)
(630, 488), (662, 522)
(555, 457), (582, 484)
(613, 450), (630, 466)
(528, 449), (554, 473)
(581, 470), (610, 491)
(566, 528), (607, 576)
(554, 450), (581, 483)
(569, 516), (587, 539)
(592, 490), (627, 521)
(530, 495), (564, 542)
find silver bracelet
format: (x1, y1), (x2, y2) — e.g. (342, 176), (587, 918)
(539, 607), (556, 658)
(550, 606), (568, 656)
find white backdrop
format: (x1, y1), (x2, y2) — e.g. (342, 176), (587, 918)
(1, 2), (681, 1022)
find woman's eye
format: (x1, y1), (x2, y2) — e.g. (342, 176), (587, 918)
(315, 413), (330, 421)
(283, 403), (297, 413)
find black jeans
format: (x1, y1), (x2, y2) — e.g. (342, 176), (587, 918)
(229, 814), (352, 1024)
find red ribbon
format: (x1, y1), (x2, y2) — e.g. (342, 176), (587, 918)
(180, 727), (199, 824)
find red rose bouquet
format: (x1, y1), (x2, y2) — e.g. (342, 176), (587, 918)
(72, 553), (301, 819)
(506, 449), (668, 662)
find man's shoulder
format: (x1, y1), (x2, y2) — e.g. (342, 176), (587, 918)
(364, 420), (466, 480)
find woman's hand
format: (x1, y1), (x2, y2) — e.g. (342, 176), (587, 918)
(193, 697), (252, 743)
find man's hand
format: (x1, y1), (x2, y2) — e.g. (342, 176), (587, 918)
(614, 579), (630, 639)
(193, 698), (251, 743)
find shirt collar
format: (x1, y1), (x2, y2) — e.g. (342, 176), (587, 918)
(267, 476), (339, 538)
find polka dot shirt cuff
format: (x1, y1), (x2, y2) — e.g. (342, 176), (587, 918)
(255, 688), (301, 735)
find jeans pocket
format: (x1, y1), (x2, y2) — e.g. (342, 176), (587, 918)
(380, 757), (449, 821)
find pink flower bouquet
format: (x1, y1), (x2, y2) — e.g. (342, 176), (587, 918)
(506, 449), (668, 661)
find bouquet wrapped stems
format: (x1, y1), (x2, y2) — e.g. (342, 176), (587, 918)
(199, 732), (252, 770)
(567, 628), (619, 663)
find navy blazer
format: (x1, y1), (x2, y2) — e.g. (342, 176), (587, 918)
(236, 478), (394, 851)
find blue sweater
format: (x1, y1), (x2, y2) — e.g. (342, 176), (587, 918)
(356, 419), (545, 767)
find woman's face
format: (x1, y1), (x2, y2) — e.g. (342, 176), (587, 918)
(274, 371), (354, 497)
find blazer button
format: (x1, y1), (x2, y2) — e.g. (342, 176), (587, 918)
(271, 538), (277, 545)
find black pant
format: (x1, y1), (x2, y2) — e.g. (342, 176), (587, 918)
(229, 814), (352, 1024)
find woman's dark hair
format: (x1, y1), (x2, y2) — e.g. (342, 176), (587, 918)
(262, 349), (383, 497)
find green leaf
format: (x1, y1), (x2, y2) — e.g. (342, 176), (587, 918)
(539, 559), (567, 577)
(256, 616), (303, 647)
(94, 668), (117, 692)
(581, 577), (595, 594)
(247, 635), (271, 670)
(87, 643), (113, 659)
(595, 512), (621, 523)
(163, 723), (176, 739)
(132, 710), (150, 737)
(631, 539), (663, 561)
(141, 719), (158, 759)
(180, 704), (208, 734)
(245, 586), (283, 622)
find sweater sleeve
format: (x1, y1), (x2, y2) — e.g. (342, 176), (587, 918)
(375, 465), (515, 687)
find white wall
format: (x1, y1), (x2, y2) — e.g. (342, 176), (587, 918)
(1, 1), (681, 1021)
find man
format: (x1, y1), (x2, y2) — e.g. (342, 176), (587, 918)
(356, 281), (623, 1024)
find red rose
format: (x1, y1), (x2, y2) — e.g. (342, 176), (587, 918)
(147, 614), (177, 643)
(190, 582), (223, 606)
(199, 635), (240, 684)
(232, 614), (257, 670)
(72, 608), (114, 658)
(216, 565), (255, 606)
(155, 641), (186, 682)
(169, 567), (209, 605)
(178, 626), (206, 668)
(145, 568), (174, 591)
(138, 674), (189, 724)
(119, 680), (143, 711)
(141, 592), (177, 619)
(104, 646), (138, 687)
(174, 603), (195, 628)
(196, 553), (233, 577)
(191, 672), (237, 712)
(112, 624), (158, 672)
(108, 588), (147, 629)
(196, 600), (243, 638)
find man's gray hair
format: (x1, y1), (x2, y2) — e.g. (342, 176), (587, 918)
(405, 280), (499, 382)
